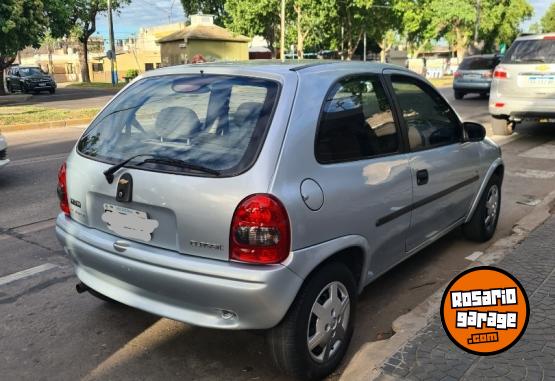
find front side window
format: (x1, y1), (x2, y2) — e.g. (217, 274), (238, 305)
(78, 75), (279, 176)
(316, 76), (399, 163)
(391, 76), (462, 151)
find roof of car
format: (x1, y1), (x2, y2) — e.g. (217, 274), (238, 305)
(516, 32), (555, 41)
(141, 60), (412, 78)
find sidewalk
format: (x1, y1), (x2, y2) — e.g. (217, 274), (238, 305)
(378, 215), (555, 381)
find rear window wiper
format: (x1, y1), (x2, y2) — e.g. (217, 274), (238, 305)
(103, 154), (220, 183)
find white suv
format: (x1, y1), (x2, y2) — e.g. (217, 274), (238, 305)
(489, 33), (555, 135)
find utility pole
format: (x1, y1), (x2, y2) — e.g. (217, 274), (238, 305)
(108, 0), (118, 86)
(363, 31), (367, 62)
(280, 0), (285, 62)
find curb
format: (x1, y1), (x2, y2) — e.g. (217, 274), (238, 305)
(0, 118), (92, 133)
(340, 189), (555, 381)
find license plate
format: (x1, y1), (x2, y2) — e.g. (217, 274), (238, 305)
(464, 74), (481, 80)
(39, 83), (46, 87)
(101, 203), (159, 242)
(527, 76), (555, 86)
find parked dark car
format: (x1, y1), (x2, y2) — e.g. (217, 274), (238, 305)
(453, 54), (501, 99)
(6, 66), (57, 94)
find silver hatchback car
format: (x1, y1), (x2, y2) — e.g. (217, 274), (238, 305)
(56, 62), (503, 380)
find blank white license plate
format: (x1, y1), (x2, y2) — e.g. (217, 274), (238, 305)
(39, 83), (46, 87)
(101, 203), (159, 242)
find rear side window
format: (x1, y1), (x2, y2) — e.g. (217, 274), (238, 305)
(78, 75), (279, 176)
(503, 39), (555, 64)
(390, 76), (462, 151)
(459, 56), (499, 70)
(315, 76), (399, 163)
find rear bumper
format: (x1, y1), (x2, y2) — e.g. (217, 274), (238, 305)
(489, 94), (555, 118)
(453, 81), (491, 91)
(55, 214), (303, 330)
(0, 159), (9, 169)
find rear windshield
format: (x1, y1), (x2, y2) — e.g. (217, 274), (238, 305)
(503, 39), (555, 64)
(458, 57), (499, 70)
(77, 75), (280, 176)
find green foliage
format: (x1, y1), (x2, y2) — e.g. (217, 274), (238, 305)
(542, 2), (555, 32)
(125, 68), (139, 78)
(0, 0), (48, 58)
(225, 0), (280, 51)
(180, 0), (227, 25)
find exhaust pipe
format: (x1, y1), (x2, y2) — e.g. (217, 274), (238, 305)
(75, 282), (90, 294)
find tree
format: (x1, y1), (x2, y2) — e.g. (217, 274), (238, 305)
(480, 0), (533, 52)
(0, 0), (70, 95)
(225, 0), (280, 53)
(181, 0), (227, 25)
(542, 2), (555, 33)
(69, 0), (130, 83)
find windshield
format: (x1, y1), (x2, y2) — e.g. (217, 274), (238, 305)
(77, 74), (280, 176)
(503, 39), (555, 64)
(19, 68), (44, 76)
(459, 56), (499, 70)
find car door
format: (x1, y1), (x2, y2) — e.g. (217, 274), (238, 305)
(311, 74), (413, 276)
(385, 72), (480, 253)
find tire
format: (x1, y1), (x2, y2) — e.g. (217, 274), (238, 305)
(463, 174), (501, 242)
(454, 91), (464, 100)
(268, 262), (357, 381)
(491, 117), (513, 136)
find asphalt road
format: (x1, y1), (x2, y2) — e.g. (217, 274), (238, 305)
(2, 90), (555, 380)
(14, 86), (116, 109)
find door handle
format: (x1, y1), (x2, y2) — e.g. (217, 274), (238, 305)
(416, 169), (429, 186)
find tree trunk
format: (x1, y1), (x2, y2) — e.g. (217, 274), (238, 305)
(80, 39), (91, 83)
(0, 56), (16, 95)
(295, 5), (304, 59)
(0, 69), (6, 96)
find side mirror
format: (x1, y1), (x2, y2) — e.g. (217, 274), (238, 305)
(463, 122), (486, 142)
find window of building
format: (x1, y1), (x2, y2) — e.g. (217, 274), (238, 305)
(92, 63), (104, 72)
(315, 76), (399, 163)
(145, 63), (154, 71)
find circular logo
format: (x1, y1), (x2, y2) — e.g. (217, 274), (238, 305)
(440, 266), (529, 355)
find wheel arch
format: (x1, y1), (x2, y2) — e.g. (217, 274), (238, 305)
(465, 158), (504, 224)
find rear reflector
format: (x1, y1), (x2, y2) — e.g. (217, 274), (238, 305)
(543, 36), (555, 40)
(230, 194), (290, 264)
(494, 102), (505, 108)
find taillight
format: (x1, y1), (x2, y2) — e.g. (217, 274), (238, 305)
(57, 162), (70, 216)
(493, 67), (508, 79)
(230, 194), (290, 264)
(482, 71), (493, 78)
(544, 35), (555, 40)
(454, 71), (462, 78)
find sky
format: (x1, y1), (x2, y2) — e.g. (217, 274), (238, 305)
(95, 0), (551, 43)
(96, 0), (187, 40)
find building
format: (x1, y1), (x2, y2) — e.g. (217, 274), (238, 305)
(88, 23), (186, 82)
(157, 15), (250, 66)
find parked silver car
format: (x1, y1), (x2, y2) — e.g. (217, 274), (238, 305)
(0, 132), (9, 169)
(56, 62), (503, 380)
(490, 33), (555, 135)
(453, 54), (500, 99)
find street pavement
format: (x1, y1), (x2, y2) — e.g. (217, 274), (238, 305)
(5, 86), (116, 109)
(1, 88), (555, 380)
(380, 216), (555, 381)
